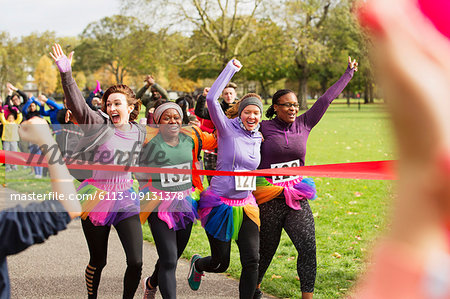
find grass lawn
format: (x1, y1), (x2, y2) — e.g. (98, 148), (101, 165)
(1, 101), (394, 298)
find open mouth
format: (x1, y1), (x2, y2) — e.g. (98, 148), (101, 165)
(246, 120), (257, 128)
(111, 113), (120, 123)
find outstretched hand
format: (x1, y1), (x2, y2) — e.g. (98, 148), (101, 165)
(19, 117), (54, 146)
(348, 56), (358, 72)
(49, 43), (74, 73)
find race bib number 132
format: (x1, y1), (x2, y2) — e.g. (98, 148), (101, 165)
(160, 162), (191, 187)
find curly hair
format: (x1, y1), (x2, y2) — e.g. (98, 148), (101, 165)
(101, 84), (141, 121)
(225, 93), (262, 119)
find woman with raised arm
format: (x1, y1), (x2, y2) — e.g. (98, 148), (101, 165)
(187, 60), (264, 299)
(252, 57), (358, 299)
(50, 43), (145, 299)
(137, 99), (217, 299)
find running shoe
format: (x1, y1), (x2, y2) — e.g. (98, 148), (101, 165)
(253, 288), (263, 299)
(187, 254), (204, 291)
(142, 277), (157, 299)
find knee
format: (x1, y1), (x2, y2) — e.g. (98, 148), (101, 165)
(242, 251), (260, 272)
(159, 257), (177, 272)
(127, 259), (143, 273)
(88, 260), (107, 270)
(211, 256), (230, 273)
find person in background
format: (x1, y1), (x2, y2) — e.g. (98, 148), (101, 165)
(136, 75), (169, 119)
(194, 83), (239, 184)
(4, 82), (26, 112)
(0, 105), (23, 171)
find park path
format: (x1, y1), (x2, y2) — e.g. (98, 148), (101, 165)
(1, 186), (277, 299)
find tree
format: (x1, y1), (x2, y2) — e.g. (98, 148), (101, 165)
(239, 18), (292, 102)
(282, 0), (334, 109)
(0, 32), (27, 95)
(74, 15), (155, 84)
(34, 55), (57, 94)
(122, 0), (264, 68)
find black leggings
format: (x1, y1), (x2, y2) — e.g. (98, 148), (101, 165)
(148, 212), (193, 299)
(257, 197), (316, 293)
(196, 214), (260, 299)
(82, 214), (143, 299)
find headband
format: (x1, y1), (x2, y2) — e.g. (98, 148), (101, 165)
(153, 102), (183, 124)
(238, 97), (263, 117)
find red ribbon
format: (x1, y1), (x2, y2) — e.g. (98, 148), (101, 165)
(0, 150), (396, 180)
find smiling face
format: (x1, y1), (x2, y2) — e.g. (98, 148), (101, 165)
(106, 93), (134, 128)
(240, 105), (261, 131)
(158, 108), (182, 139)
(12, 95), (21, 106)
(275, 92), (299, 124)
(29, 102), (37, 112)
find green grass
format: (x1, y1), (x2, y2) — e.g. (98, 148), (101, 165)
(143, 103), (395, 299)
(1, 102), (394, 298)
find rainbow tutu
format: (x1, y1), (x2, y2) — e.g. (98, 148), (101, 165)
(78, 178), (140, 226)
(253, 176), (317, 209)
(198, 188), (260, 242)
(139, 186), (200, 231)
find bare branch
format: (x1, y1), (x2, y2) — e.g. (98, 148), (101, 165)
(192, 0), (222, 47)
(175, 51), (218, 65)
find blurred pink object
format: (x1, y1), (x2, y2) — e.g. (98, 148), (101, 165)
(418, 0), (450, 39)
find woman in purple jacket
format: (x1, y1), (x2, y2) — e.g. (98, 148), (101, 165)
(187, 60), (263, 298)
(253, 57), (358, 299)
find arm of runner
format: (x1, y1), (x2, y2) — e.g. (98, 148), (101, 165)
(206, 59), (242, 133)
(303, 56), (357, 129)
(50, 43), (103, 126)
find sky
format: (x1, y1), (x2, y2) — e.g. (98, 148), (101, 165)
(1, 0), (122, 38)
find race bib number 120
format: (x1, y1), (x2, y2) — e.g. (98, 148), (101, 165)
(271, 159), (300, 183)
(160, 162), (191, 187)
(235, 170), (256, 191)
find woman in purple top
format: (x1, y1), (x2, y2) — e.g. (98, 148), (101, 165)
(187, 60), (263, 298)
(253, 57), (358, 299)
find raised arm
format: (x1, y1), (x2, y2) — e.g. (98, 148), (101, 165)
(206, 60), (242, 132)
(194, 88), (211, 120)
(45, 96), (64, 111)
(303, 57), (357, 129)
(50, 43), (104, 126)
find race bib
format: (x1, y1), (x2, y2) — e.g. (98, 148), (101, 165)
(160, 162), (192, 187)
(235, 170), (256, 191)
(271, 159), (300, 183)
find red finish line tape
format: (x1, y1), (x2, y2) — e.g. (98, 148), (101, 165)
(0, 150), (396, 180)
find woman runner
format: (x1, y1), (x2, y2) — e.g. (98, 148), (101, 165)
(50, 43), (145, 299)
(187, 59), (264, 299)
(253, 57), (358, 299)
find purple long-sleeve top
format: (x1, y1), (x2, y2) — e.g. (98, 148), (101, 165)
(259, 66), (354, 170)
(207, 60), (263, 199)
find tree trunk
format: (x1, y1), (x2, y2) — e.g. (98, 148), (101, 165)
(364, 81), (369, 104)
(298, 76), (308, 110)
(369, 81), (374, 103)
(259, 80), (269, 105)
